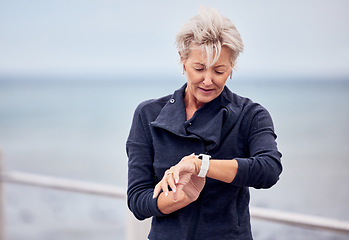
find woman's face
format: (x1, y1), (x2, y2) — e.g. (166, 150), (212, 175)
(183, 46), (233, 109)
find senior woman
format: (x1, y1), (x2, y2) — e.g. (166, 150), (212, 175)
(127, 7), (282, 240)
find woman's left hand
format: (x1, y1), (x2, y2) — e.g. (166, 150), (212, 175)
(153, 153), (206, 202)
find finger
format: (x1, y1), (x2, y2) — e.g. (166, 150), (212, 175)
(174, 183), (185, 201)
(167, 168), (178, 190)
(153, 183), (161, 199)
(172, 187), (179, 202)
(173, 170), (179, 185)
(161, 179), (170, 197)
(165, 170), (179, 197)
(166, 172), (177, 196)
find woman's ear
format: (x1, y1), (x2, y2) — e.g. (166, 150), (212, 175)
(179, 52), (187, 74)
(179, 51), (184, 62)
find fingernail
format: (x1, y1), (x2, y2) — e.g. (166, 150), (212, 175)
(175, 178), (179, 184)
(173, 188), (176, 193)
(165, 192), (168, 197)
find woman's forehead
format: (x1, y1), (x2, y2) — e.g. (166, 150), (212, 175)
(187, 46), (231, 67)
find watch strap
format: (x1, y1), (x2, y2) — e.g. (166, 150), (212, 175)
(198, 154), (211, 177)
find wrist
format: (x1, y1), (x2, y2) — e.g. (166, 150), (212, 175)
(193, 156), (201, 175)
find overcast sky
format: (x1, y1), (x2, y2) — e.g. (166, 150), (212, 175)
(1, 0), (348, 79)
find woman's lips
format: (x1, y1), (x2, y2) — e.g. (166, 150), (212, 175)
(199, 87), (214, 94)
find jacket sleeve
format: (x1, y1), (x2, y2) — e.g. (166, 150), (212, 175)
(232, 105), (282, 189)
(126, 103), (166, 220)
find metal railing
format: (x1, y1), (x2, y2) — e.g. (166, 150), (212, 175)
(1, 156), (349, 240)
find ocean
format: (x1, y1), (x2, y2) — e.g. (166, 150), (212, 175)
(0, 75), (348, 239)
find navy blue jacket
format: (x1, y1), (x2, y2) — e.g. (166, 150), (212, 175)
(126, 84), (282, 240)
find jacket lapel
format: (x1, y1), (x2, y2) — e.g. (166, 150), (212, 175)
(151, 84), (240, 151)
(150, 84), (188, 137)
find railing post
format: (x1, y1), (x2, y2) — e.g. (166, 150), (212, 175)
(0, 148), (5, 240)
(126, 210), (151, 240)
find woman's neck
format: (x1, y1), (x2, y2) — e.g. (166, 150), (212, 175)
(184, 88), (204, 120)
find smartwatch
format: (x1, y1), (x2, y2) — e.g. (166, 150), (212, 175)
(198, 154), (211, 177)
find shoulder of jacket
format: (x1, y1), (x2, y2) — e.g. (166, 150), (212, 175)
(134, 94), (171, 116)
(222, 87), (269, 116)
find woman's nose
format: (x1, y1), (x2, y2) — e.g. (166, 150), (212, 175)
(203, 71), (213, 86)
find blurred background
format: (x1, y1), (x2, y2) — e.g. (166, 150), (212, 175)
(0, 0), (348, 239)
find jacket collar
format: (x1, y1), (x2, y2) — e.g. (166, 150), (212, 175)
(151, 84), (239, 151)
(150, 84), (188, 137)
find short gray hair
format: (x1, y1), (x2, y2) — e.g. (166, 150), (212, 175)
(175, 7), (244, 67)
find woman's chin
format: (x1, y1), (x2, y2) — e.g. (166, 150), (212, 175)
(196, 95), (215, 105)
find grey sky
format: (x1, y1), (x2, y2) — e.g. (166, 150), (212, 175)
(1, 0), (348, 79)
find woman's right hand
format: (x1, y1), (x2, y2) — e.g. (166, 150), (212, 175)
(153, 154), (206, 202)
(174, 154), (205, 201)
(180, 174), (206, 202)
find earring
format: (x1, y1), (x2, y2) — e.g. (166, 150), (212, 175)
(230, 70), (233, 79)
(182, 65), (185, 75)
